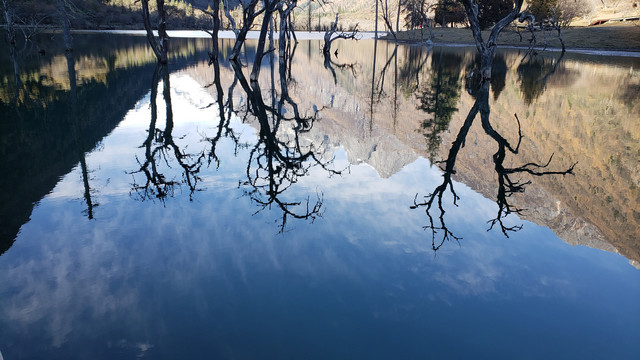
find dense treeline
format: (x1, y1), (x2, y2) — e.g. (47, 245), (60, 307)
(2, 0), (610, 32)
(427, 0), (595, 29)
(5, 0), (208, 29)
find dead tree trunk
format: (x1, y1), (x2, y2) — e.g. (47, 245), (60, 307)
(57, 0), (73, 51)
(222, 0), (239, 38)
(322, 13), (359, 55)
(379, 0), (398, 41)
(460, 0), (525, 80)
(375, 0), (379, 38)
(250, 0), (278, 83)
(2, 0), (16, 45)
(200, 1), (221, 64)
(229, 0), (262, 61)
(140, 0), (168, 64)
(278, 1), (297, 61)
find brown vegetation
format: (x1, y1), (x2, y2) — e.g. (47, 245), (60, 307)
(390, 23), (640, 52)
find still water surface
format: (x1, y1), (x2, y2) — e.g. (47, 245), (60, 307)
(0, 33), (639, 359)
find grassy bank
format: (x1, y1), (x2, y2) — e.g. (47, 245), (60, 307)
(387, 23), (640, 52)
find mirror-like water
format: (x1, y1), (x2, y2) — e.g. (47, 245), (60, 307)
(1, 33), (639, 359)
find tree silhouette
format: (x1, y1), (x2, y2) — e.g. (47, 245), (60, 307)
(413, 80), (575, 250)
(230, 53), (342, 232)
(130, 64), (205, 202)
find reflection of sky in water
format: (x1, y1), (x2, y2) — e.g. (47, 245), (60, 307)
(1, 74), (639, 359)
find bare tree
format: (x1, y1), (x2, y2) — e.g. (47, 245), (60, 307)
(130, 65), (205, 202)
(249, 0), (280, 82)
(2, 0), (17, 45)
(140, 0), (169, 63)
(57, 0), (73, 51)
(229, 50), (343, 232)
(3, 0), (49, 48)
(322, 13), (359, 55)
(200, 0), (223, 63)
(460, 0), (526, 80)
(379, 0), (403, 42)
(222, 0), (240, 37)
(228, 0), (263, 61)
(277, 0), (298, 44)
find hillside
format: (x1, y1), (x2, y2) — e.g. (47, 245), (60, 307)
(5, 0), (638, 31)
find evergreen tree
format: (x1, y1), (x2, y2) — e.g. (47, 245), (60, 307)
(527, 0), (558, 22)
(477, 0), (514, 29)
(434, 0), (465, 27)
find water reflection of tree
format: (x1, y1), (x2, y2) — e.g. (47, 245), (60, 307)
(369, 43), (401, 131)
(517, 52), (566, 105)
(490, 54), (508, 100)
(413, 80), (576, 251)
(323, 51), (358, 86)
(130, 64), (205, 202)
(66, 50), (97, 219)
(417, 50), (463, 162)
(397, 46), (429, 96)
(202, 49), (243, 169)
(230, 55), (342, 232)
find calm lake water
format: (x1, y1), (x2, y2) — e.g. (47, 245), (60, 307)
(1, 33), (639, 359)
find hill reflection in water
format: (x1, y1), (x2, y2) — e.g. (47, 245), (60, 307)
(0, 34), (639, 359)
(183, 39), (640, 264)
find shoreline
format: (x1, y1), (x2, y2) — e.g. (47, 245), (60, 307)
(400, 40), (640, 58)
(66, 28), (640, 58)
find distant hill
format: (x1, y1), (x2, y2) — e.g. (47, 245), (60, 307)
(5, 0), (638, 31)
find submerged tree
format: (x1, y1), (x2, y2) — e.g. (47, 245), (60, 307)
(379, 0), (403, 41)
(2, 0), (49, 49)
(56, 0), (73, 51)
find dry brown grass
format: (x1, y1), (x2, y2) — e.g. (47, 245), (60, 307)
(389, 23), (640, 52)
